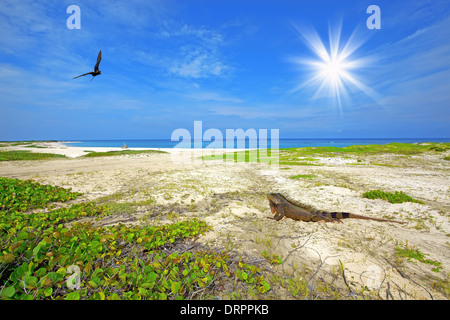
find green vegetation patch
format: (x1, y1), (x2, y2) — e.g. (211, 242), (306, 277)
(201, 143), (450, 166)
(362, 190), (424, 204)
(202, 149), (278, 164)
(262, 251), (282, 265)
(395, 244), (443, 272)
(281, 142), (450, 158)
(0, 141), (57, 147)
(0, 177), (81, 212)
(279, 161), (319, 166)
(0, 151), (66, 161)
(83, 149), (168, 158)
(289, 174), (317, 180)
(370, 163), (398, 167)
(105, 202), (135, 215)
(0, 178), (272, 300)
(202, 143), (449, 166)
(24, 145), (47, 149)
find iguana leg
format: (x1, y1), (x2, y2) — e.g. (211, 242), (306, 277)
(266, 213), (280, 220)
(274, 206), (285, 221)
(267, 206), (285, 221)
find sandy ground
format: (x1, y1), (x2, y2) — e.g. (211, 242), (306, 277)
(2, 141), (245, 158)
(0, 142), (449, 299)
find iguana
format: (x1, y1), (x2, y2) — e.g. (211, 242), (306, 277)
(266, 192), (406, 224)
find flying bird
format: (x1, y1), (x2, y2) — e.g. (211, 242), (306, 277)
(73, 50), (102, 81)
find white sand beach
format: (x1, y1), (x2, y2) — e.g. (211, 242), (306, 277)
(3, 141), (245, 158)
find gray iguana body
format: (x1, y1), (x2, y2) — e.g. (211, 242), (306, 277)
(267, 192), (406, 224)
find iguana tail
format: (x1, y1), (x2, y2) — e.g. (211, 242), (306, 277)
(321, 211), (406, 224)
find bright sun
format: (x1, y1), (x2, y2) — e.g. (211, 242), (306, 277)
(323, 58), (343, 81)
(291, 22), (378, 111)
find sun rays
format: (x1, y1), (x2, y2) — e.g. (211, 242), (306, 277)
(291, 21), (379, 113)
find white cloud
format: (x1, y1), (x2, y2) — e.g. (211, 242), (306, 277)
(371, 16), (450, 121)
(185, 91), (243, 103)
(93, 0), (174, 29)
(134, 21), (234, 79)
(166, 24), (232, 79)
(208, 105), (323, 120)
(169, 53), (229, 79)
(0, 0), (57, 53)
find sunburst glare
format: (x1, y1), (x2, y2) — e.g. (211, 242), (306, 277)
(291, 22), (379, 113)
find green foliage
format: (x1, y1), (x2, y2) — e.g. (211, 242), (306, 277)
(279, 161), (319, 166)
(0, 141), (57, 146)
(202, 149), (278, 164)
(83, 150), (168, 158)
(283, 142), (449, 156)
(0, 151), (66, 161)
(362, 190), (424, 204)
(428, 145), (447, 152)
(0, 177), (82, 212)
(202, 143), (449, 166)
(395, 244), (443, 272)
(289, 174), (317, 180)
(105, 202), (135, 215)
(262, 250), (282, 265)
(277, 142), (450, 163)
(236, 257), (271, 294)
(0, 178), (272, 300)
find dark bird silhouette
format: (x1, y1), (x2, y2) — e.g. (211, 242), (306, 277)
(73, 50), (102, 81)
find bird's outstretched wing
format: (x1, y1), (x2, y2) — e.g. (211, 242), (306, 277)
(73, 72), (93, 79)
(94, 50), (102, 72)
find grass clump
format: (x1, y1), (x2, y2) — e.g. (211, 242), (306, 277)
(262, 251), (282, 265)
(0, 151), (66, 161)
(105, 202), (135, 215)
(362, 190), (424, 204)
(24, 145), (47, 149)
(279, 161), (319, 166)
(202, 149), (279, 165)
(281, 142), (450, 158)
(83, 150), (168, 158)
(0, 141), (54, 147)
(289, 174), (317, 180)
(203, 143), (449, 166)
(395, 244), (443, 272)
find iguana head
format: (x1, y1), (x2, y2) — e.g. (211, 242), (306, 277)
(266, 192), (285, 213)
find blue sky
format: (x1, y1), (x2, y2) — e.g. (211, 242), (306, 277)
(0, 0), (449, 140)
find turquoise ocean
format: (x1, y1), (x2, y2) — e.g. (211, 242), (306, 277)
(63, 138), (450, 149)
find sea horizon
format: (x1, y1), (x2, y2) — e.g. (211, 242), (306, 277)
(61, 138), (450, 149)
